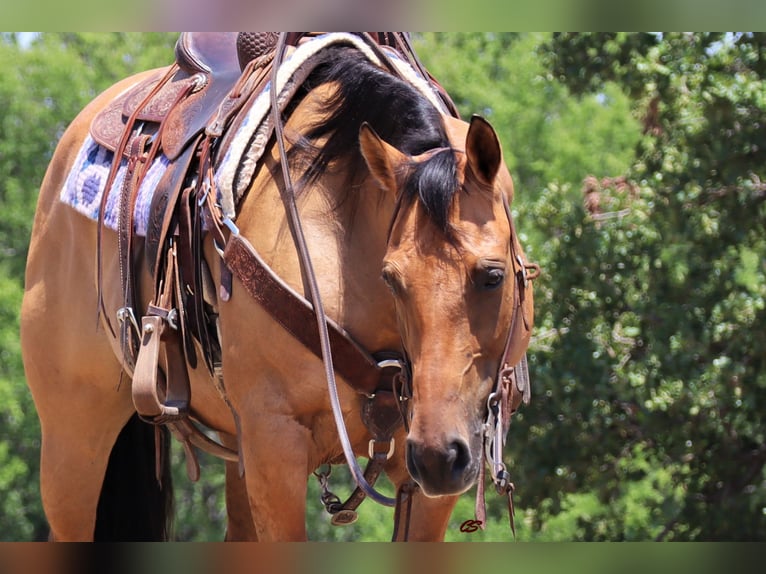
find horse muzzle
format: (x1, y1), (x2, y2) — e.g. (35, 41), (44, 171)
(405, 433), (480, 496)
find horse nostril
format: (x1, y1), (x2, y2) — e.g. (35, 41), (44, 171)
(404, 434), (478, 495)
(406, 436), (473, 486)
(447, 438), (471, 474)
(405, 438), (422, 480)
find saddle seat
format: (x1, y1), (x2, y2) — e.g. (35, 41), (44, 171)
(175, 31), (243, 76)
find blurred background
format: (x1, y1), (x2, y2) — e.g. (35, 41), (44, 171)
(0, 32), (764, 541)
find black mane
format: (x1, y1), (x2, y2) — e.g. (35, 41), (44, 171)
(291, 45), (460, 232)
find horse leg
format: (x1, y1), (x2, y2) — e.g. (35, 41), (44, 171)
(22, 249), (137, 540)
(232, 412), (311, 541)
(218, 433), (258, 541)
(24, 310), (171, 541)
(385, 454), (460, 541)
(25, 357), (134, 541)
(22, 214), (161, 540)
(40, 420), (127, 541)
(223, 460), (257, 540)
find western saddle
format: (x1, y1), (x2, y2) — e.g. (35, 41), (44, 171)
(92, 32), (458, 521)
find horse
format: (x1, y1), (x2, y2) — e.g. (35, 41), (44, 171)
(20, 33), (536, 541)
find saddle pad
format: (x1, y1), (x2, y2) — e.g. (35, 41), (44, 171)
(214, 32), (449, 220)
(59, 135), (170, 236)
(59, 34), (382, 235)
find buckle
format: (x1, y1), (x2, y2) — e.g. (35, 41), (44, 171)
(368, 438), (396, 460)
(146, 304), (179, 330)
(166, 308), (179, 330)
(116, 306), (140, 338)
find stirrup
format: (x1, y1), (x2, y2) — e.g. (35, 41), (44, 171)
(132, 312), (191, 421)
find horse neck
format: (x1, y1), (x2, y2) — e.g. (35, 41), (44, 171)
(334, 173), (401, 348)
(235, 150), (400, 353)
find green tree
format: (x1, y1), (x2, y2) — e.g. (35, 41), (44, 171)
(512, 32), (766, 540)
(0, 34), (97, 540)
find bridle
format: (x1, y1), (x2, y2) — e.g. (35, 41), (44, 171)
(380, 185), (539, 535)
(477, 199), (539, 534)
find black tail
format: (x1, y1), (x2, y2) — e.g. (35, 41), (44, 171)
(94, 413), (174, 541)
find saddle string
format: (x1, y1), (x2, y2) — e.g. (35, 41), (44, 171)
(97, 63), (181, 339)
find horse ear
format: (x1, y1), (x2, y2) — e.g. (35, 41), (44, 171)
(466, 115), (501, 186)
(359, 123), (407, 197)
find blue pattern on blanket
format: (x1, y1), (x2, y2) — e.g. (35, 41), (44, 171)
(59, 135), (170, 236)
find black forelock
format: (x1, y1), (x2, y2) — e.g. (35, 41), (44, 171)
(403, 149), (459, 233)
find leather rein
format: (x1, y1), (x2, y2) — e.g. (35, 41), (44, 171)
(231, 33), (539, 529)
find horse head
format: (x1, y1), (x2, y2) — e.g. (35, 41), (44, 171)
(360, 114), (534, 497)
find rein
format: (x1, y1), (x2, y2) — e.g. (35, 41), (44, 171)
(267, 32), (400, 508)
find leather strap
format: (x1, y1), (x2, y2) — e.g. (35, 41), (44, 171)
(97, 65), (181, 336)
(497, 201), (539, 425)
(383, 32), (461, 118)
(145, 135), (200, 282)
(330, 389), (404, 522)
(326, 459), (386, 526)
(475, 461), (487, 528)
(222, 232), (385, 396)
(132, 244), (191, 419)
(391, 482), (418, 541)
(116, 134), (152, 369)
(132, 315), (165, 417)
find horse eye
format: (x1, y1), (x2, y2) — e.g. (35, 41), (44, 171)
(381, 268), (401, 295)
(480, 267), (505, 291)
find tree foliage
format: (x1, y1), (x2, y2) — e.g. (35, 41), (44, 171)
(513, 32), (766, 540)
(0, 32), (763, 541)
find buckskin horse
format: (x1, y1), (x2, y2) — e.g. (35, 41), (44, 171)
(21, 32), (537, 541)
